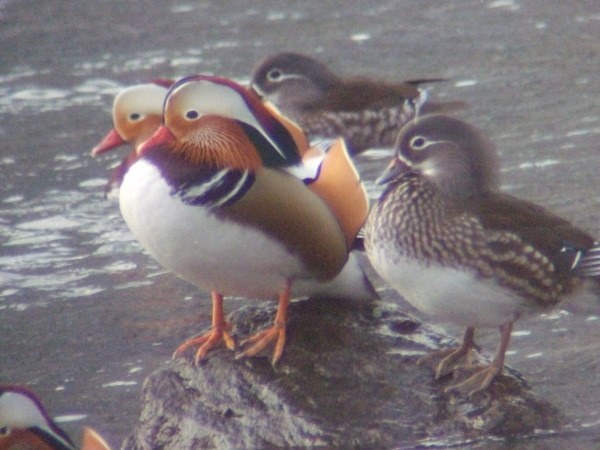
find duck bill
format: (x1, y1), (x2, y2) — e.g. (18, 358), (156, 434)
(91, 128), (127, 156)
(138, 125), (176, 154)
(376, 157), (411, 186)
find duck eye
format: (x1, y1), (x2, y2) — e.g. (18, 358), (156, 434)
(267, 69), (282, 81)
(410, 136), (427, 149)
(0, 426), (9, 436)
(185, 110), (199, 120)
(129, 113), (141, 121)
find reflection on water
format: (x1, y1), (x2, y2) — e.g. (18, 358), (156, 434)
(0, 162), (136, 307)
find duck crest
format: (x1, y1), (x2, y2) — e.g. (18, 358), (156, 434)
(166, 75), (302, 168)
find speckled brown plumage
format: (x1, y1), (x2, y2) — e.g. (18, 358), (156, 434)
(365, 113), (600, 394)
(296, 103), (417, 156)
(367, 172), (586, 309)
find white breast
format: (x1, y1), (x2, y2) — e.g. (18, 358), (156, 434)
(368, 245), (536, 328)
(119, 160), (304, 299)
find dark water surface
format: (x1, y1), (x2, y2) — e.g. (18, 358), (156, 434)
(1, 0), (599, 448)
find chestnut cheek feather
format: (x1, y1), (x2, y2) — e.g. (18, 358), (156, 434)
(168, 117), (263, 172)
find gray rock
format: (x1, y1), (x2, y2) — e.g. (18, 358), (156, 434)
(122, 297), (564, 449)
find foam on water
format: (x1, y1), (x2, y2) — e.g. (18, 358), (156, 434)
(488, 0), (521, 11)
(0, 77), (123, 114)
(54, 414), (88, 423)
(102, 381), (138, 388)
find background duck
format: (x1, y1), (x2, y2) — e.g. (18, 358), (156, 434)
(250, 52), (467, 154)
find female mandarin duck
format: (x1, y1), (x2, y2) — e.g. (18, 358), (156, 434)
(365, 114), (600, 395)
(250, 52), (467, 154)
(0, 385), (111, 450)
(91, 80), (173, 196)
(120, 75), (372, 365)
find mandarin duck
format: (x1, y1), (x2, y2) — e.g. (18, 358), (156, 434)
(91, 80), (173, 196)
(364, 114), (600, 395)
(249, 52), (467, 154)
(0, 385), (111, 450)
(119, 75), (373, 365)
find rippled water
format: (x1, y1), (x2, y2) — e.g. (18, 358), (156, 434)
(1, 0), (600, 448)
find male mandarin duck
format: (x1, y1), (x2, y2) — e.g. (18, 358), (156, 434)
(364, 114), (600, 395)
(249, 52), (467, 154)
(0, 385), (111, 450)
(119, 74), (372, 365)
(91, 80), (173, 196)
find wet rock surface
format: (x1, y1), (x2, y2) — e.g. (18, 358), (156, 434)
(122, 297), (563, 449)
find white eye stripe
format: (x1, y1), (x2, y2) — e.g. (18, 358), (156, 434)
(409, 136), (446, 150)
(266, 71), (306, 83)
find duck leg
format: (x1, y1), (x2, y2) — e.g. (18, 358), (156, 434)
(418, 326), (477, 379)
(173, 292), (235, 364)
(238, 280), (291, 365)
(446, 322), (513, 395)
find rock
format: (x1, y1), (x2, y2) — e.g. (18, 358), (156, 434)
(122, 297), (565, 449)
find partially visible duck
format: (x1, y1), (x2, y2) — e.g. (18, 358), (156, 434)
(0, 385), (111, 450)
(250, 52), (467, 154)
(91, 80), (173, 196)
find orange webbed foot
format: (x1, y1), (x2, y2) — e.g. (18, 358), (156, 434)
(173, 323), (235, 365)
(236, 323), (286, 365)
(173, 292), (235, 365)
(236, 280), (291, 366)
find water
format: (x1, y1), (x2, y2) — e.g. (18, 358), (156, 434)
(1, 0), (600, 448)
